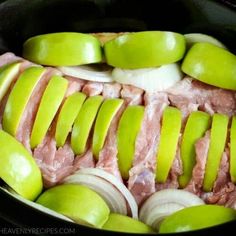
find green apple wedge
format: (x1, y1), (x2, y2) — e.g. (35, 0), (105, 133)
(55, 92), (86, 147)
(230, 116), (236, 183)
(155, 107), (182, 183)
(0, 62), (21, 102)
(203, 113), (229, 192)
(71, 95), (103, 155)
(104, 31), (186, 69)
(36, 184), (110, 228)
(30, 75), (68, 149)
(23, 32), (102, 66)
(159, 205), (236, 233)
(92, 98), (123, 159)
(182, 42), (236, 90)
(117, 105), (144, 179)
(0, 130), (42, 200)
(178, 111), (211, 188)
(102, 213), (155, 234)
(2, 66), (45, 136)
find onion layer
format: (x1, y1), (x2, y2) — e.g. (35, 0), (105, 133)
(76, 168), (138, 219)
(139, 189), (204, 231)
(63, 173), (127, 215)
(58, 64), (113, 82)
(112, 63), (183, 93)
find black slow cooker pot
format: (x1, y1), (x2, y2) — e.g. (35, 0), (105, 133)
(0, 0), (236, 235)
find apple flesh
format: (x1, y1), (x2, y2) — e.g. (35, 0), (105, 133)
(0, 130), (42, 200)
(159, 205), (236, 233)
(156, 107), (182, 183)
(92, 98), (123, 159)
(102, 213), (155, 233)
(203, 114), (229, 192)
(2, 66), (45, 136)
(71, 95), (103, 155)
(36, 184), (110, 228)
(30, 75), (68, 149)
(55, 92), (86, 147)
(104, 31), (186, 69)
(230, 116), (236, 183)
(23, 32), (102, 66)
(0, 62), (21, 102)
(117, 105), (144, 179)
(182, 42), (236, 90)
(178, 111), (211, 188)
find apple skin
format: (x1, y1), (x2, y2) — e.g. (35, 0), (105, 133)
(92, 98), (123, 159)
(104, 31), (186, 69)
(230, 116), (236, 183)
(55, 92), (86, 147)
(23, 33), (102, 66)
(102, 213), (155, 233)
(203, 113), (229, 192)
(36, 184), (110, 228)
(30, 75), (68, 149)
(159, 205), (236, 233)
(182, 42), (236, 90)
(117, 105), (144, 179)
(71, 95), (103, 155)
(178, 111), (211, 188)
(0, 62), (21, 102)
(0, 130), (42, 201)
(2, 66), (45, 136)
(156, 107), (182, 183)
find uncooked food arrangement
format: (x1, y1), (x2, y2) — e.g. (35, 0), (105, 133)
(0, 31), (236, 233)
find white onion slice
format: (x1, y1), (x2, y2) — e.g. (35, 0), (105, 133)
(112, 63), (183, 93)
(58, 64), (113, 82)
(0, 187), (73, 222)
(63, 173), (127, 215)
(139, 189), (204, 231)
(76, 168), (138, 219)
(184, 33), (227, 49)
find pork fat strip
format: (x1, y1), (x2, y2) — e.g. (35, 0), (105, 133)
(33, 76), (84, 187)
(167, 77), (236, 120)
(82, 81), (103, 96)
(128, 92), (169, 205)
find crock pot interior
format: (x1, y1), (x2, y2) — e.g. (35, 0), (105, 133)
(0, 0), (236, 235)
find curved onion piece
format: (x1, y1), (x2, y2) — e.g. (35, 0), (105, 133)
(184, 33), (227, 50)
(76, 168), (138, 219)
(0, 187), (73, 222)
(112, 63), (183, 93)
(139, 189), (204, 231)
(58, 64), (113, 82)
(63, 173), (127, 215)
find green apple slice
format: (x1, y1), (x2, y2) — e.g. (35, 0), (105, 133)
(55, 92), (86, 147)
(117, 105), (144, 179)
(230, 116), (236, 183)
(71, 95), (103, 155)
(159, 205), (236, 233)
(0, 130), (42, 200)
(178, 111), (211, 188)
(104, 31), (186, 69)
(92, 98), (123, 159)
(2, 66), (45, 136)
(23, 32), (102, 66)
(0, 62), (21, 102)
(182, 42), (236, 90)
(36, 184), (110, 228)
(155, 107), (182, 183)
(203, 114), (229, 192)
(30, 75), (68, 149)
(184, 33), (227, 49)
(102, 213), (155, 233)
